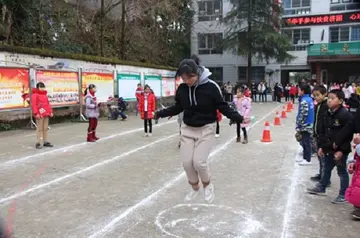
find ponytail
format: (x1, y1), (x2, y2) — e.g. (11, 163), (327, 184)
(84, 84), (96, 95)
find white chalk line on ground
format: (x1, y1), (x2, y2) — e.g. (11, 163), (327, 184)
(280, 146), (303, 238)
(0, 133), (178, 205)
(88, 105), (281, 238)
(0, 119), (176, 168)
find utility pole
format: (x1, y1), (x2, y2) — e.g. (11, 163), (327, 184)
(100, 0), (105, 56)
(120, 0), (126, 60)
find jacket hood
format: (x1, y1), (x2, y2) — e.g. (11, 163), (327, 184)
(188, 66), (212, 106)
(196, 66), (212, 86)
(32, 88), (47, 94)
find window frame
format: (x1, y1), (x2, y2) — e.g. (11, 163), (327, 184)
(238, 66), (265, 83)
(198, 0), (223, 22)
(197, 33), (224, 55)
(330, 0), (360, 11)
(207, 67), (224, 85)
(281, 28), (311, 51)
(329, 25), (360, 42)
(283, 0), (311, 16)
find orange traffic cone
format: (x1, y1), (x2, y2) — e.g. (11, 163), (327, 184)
(286, 102), (292, 112)
(274, 111), (281, 126)
(290, 101), (294, 110)
(281, 106), (287, 118)
(261, 121), (272, 143)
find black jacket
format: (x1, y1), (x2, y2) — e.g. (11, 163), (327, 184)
(156, 67), (243, 127)
(318, 106), (353, 155)
(335, 103), (360, 147)
(347, 94), (359, 114)
(313, 99), (328, 139)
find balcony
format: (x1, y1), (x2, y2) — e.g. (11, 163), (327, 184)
(307, 42), (360, 62)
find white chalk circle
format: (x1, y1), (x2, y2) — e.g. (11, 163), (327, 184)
(155, 203), (269, 238)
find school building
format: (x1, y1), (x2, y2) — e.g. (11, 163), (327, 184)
(191, 0), (360, 86)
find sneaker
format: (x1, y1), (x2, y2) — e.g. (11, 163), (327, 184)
(35, 143), (42, 149)
(204, 183), (215, 203)
(144, 133), (148, 137)
(215, 134), (220, 138)
(331, 195), (347, 204)
(295, 157), (303, 162)
(352, 209), (360, 219)
(298, 160), (312, 165)
(43, 142), (54, 147)
(185, 188), (200, 202)
(178, 141), (181, 148)
(236, 137), (241, 143)
(311, 153), (317, 157)
(307, 186), (326, 196)
(242, 138), (248, 144)
(148, 133), (152, 137)
(310, 174), (321, 182)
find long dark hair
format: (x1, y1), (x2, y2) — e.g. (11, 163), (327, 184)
(36, 82), (45, 89)
(84, 84), (96, 95)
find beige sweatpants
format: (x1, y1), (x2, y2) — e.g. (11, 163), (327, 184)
(36, 117), (49, 144)
(180, 122), (216, 185)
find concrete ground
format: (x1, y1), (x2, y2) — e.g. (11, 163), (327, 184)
(0, 102), (358, 238)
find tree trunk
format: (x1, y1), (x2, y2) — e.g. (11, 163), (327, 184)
(100, 0), (105, 56)
(120, 0), (126, 60)
(246, 0), (253, 87)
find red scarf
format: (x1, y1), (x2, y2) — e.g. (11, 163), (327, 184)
(89, 91), (97, 103)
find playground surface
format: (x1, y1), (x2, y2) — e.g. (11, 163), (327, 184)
(0, 102), (358, 238)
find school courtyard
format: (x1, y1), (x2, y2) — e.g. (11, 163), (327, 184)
(0, 102), (357, 238)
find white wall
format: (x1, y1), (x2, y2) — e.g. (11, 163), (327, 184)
(311, 0), (330, 15)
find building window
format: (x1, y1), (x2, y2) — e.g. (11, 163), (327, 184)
(198, 33), (223, 55)
(330, 0), (360, 11)
(330, 25), (360, 42)
(283, 0), (311, 16)
(238, 67), (265, 83)
(282, 28), (310, 51)
(198, 0), (223, 21)
(208, 67), (223, 84)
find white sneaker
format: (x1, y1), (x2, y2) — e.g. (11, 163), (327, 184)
(144, 133), (148, 137)
(215, 134), (220, 138)
(148, 133), (152, 137)
(204, 183), (215, 203)
(295, 157), (303, 162)
(185, 188), (200, 202)
(298, 160), (312, 166)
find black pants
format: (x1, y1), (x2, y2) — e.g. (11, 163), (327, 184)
(285, 93), (289, 102)
(251, 93), (257, 102)
(216, 120), (220, 134)
(236, 123), (247, 138)
(290, 95), (295, 103)
(144, 119), (152, 133)
(226, 93), (233, 102)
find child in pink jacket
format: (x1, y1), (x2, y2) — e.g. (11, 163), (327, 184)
(233, 88), (252, 144)
(346, 142), (360, 220)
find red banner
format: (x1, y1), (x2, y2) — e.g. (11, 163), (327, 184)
(0, 68), (30, 110)
(36, 71), (79, 106)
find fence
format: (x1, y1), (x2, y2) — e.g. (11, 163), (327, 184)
(0, 66), (181, 127)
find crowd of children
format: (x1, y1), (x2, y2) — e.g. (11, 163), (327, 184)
(295, 81), (360, 220)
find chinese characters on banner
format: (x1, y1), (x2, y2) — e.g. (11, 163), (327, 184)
(82, 73), (114, 102)
(161, 77), (175, 97)
(0, 68), (30, 110)
(36, 71), (79, 106)
(284, 11), (360, 26)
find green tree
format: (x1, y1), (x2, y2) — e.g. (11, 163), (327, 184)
(223, 0), (295, 86)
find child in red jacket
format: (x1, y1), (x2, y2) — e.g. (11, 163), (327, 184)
(31, 82), (54, 149)
(138, 85), (156, 136)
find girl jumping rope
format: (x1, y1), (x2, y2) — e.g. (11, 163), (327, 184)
(233, 88), (252, 144)
(154, 57), (246, 203)
(84, 84), (100, 142)
(138, 85), (156, 137)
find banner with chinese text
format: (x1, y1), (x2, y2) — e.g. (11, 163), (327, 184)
(0, 68), (30, 110)
(82, 73), (113, 102)
(161, 77), (175, 97)
(36, 71), (79, 106)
